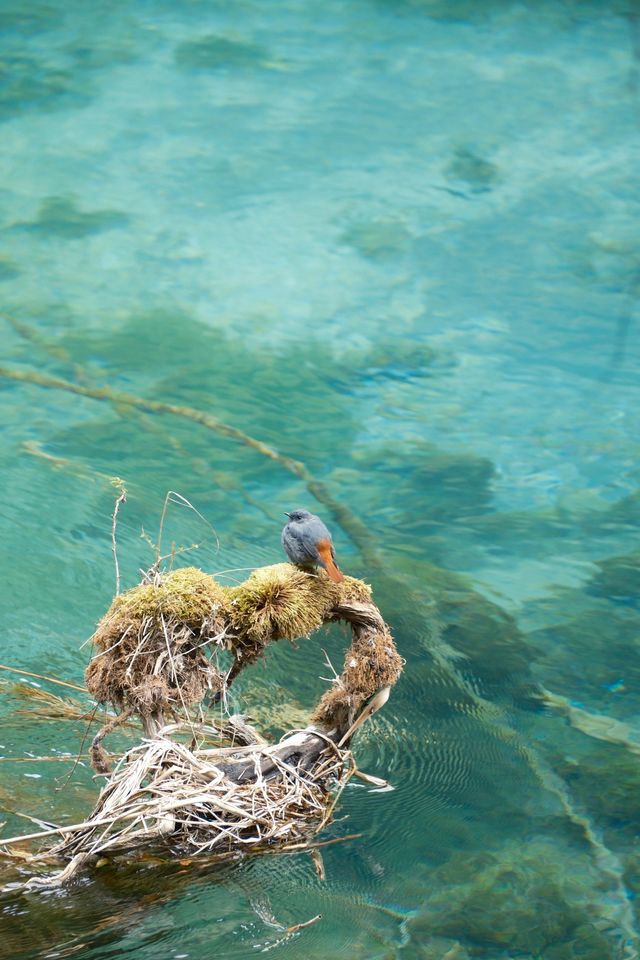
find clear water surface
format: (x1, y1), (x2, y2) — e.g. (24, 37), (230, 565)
(1, 1), (639, 958)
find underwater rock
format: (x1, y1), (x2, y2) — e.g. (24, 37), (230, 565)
(339, 218), (413, 259)
(358, 338), (439, 379)
(174, 34), (270, 70)
(405, 837), (618, 958)
(587, 551), (640, 605)
(0, 257), (19, 280)
(445, 147), (499, 195)
(354, 440), (495, 525)
(439, 588), (535, 681)
(0, 53), (92, 121)
(14, 196), (129, 238)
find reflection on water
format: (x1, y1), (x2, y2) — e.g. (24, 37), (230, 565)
(1, 0), (639, 957)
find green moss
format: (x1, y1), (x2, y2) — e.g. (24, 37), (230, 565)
(87, 567), (229, 714)
(108, 567), (227, 626)
(174, 34), (270, 70)
(88, 561), (383, 720)
(92, 568), (229, 663)
(228, 563), (337, 647)
(15, 196), (129, 239)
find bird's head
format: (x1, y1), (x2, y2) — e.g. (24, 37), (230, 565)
(285, 508), (313, 522)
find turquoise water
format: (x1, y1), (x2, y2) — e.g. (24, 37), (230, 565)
(1, 0), (640, 956)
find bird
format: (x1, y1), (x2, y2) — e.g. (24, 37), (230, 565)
(281, 508), (344, 583)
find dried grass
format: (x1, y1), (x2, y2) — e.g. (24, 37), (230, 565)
(8, 729), (352, 890)
(8, 682), (104, 724)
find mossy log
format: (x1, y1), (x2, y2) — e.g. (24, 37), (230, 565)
(85, 562), (403, 778)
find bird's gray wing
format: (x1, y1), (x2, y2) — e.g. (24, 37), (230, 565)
(300, 517), (333, 559)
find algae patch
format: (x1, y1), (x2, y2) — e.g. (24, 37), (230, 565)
(0, 257), (20, 281)
(0, 54), (92, 121)
(588, 551), (640, 604)
(445, 147), (499, 195)
(174, 34), (271, 71)
(14, 197), (129, 239)
(340, 218), (413, 260)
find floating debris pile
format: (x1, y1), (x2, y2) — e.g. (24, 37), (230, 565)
(1, 562), (403, 888)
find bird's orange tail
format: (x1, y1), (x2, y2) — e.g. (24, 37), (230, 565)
(317, 539), (344, 583)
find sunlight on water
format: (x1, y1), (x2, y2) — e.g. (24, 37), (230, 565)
(1, 0), (639, 957)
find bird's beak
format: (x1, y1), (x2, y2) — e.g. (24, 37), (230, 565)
(284, 512), (291, 518)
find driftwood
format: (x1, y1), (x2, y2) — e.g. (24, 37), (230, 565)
(1, 563), (402, 889)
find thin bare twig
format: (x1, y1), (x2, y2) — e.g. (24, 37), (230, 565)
(0, 663), (85, 692)
(285, 914), (322, 934)
(156, 490), (219, 567)
(111, 478), (127, 595)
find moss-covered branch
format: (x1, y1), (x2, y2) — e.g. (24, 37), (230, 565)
(86, 563), (402, 747)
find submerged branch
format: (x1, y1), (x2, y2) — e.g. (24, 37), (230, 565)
(0, 365), (381, 568)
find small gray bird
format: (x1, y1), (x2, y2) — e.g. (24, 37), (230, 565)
(281, 509), (344, 583)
